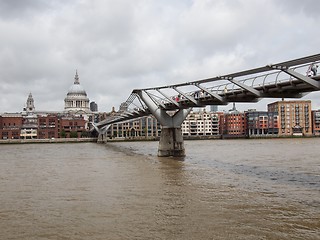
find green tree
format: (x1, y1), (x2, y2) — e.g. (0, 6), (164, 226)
(70, 131), (78, 138)
(60, 129), (66, 138)
(81, 131), (89, 138)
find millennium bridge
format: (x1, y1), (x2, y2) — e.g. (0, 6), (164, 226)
(93, 53), (320, 157)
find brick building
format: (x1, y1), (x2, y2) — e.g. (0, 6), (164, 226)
(246, 110), (278, 137)
(59, 116), (86, 138)
(0, 114), (23, 139)
(1, 113), (87, 139)
(38, 114), (59, 139)
(268, 100), (312, 136)
(221, 111), (247, 137)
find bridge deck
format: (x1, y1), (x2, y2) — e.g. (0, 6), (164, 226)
(95, 54), (320, 129)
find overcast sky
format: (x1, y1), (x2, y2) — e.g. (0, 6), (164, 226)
(0, 0), (319, 113)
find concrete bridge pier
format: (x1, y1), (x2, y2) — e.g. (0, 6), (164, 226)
(96, 125), (110, 144)
(97, 132), (106, 143)
(158, 127), (185, 157)
(135, 90), (191, 157)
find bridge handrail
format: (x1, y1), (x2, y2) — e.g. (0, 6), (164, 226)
(139, 54), (320, 91)
(94, 54), (320, 130)
(146, 60), (320, 103)
(136, 60), (320, 107)
(135, 60), (320, 103)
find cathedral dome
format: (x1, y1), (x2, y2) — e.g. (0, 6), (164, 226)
(64, 71), (91, 113)
(67, 84), (87, 96)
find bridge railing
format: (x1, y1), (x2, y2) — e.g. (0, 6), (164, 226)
(131, 60), (319, 107)
(95, 54), (320, 130)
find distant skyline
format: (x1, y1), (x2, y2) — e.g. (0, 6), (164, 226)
(1, 0), (319, 113)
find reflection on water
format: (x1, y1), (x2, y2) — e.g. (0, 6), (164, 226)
(0, 139), (319, 239)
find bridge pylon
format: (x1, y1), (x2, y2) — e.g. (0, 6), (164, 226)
(134, 90), (191, 157)
(94, 124), (110, 143)
(97, 131), (107, 143)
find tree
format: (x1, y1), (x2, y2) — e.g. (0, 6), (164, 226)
(60, 129), (66, 138)
(81, 131), (89, 138)
(70, 131), (78, 138)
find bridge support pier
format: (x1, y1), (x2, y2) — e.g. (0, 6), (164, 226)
(95, 124), (110, 144)
(158, 127), (185, 157)
(134, 90), (191, 157)
(97, 132), (106, 143)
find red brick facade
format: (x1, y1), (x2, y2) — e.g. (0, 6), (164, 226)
(38, 115), (59, 139)
(0, 114), (87, 139)
(221, 112), (247, 137)
(0, 115), (23, 139)
(59, 116), (86, 138)
(268, 100), (312, 136)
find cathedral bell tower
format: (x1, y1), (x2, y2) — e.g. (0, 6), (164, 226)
(26, 92), (35, 113)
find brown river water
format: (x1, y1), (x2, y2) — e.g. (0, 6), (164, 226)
(0, 138), (319, 240)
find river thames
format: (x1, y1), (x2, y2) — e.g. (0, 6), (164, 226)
(0, 138), (319, 240)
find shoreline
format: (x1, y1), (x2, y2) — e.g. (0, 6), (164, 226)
(107, 134), (318, 142)
(0, 138), (98, 144)
(0, 135), (318, 144)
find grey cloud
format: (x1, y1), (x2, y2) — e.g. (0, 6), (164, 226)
(277, 0), (320, 18)
(0, 0), (319, 113)
(0, 0), (68, 20)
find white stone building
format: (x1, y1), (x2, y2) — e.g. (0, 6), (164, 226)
(64, 71), (91, 114)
